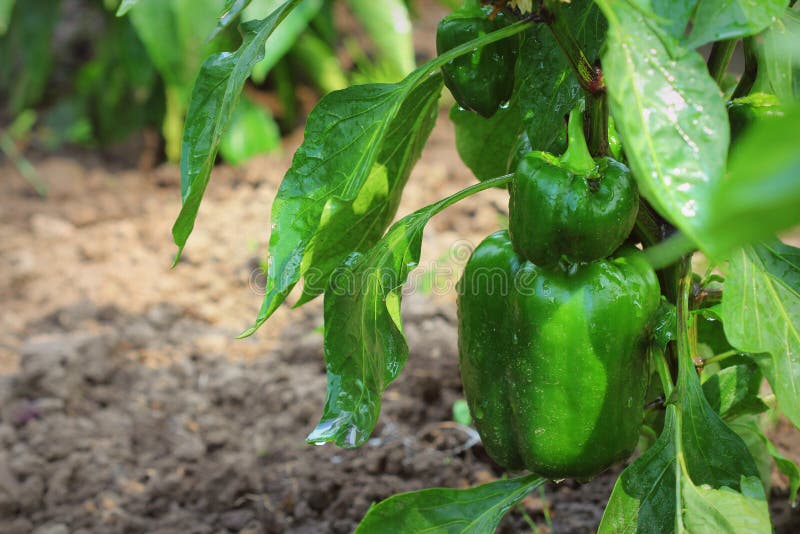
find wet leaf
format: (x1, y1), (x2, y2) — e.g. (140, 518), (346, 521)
(307, 176), (511, 447)
(597, 0), (729, 249)
(723, 240), (800, 428)
(355, 474), (544, 533)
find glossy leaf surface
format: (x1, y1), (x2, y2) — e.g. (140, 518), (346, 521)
(172, 0), (301, 260)
(597, 0), (729, 249)
(723, 241), (800, 428)
(307, 176), (511, 447)
(242, 73), (442, 336)
(355, 474), (544, 533)
(705, 105), (800, 257)
(687, 0), (787, 48)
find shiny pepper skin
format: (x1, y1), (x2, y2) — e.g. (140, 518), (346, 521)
(436, 1), (519, 118)
(509, 107), (638, 266)
(457, 230), (660, 480)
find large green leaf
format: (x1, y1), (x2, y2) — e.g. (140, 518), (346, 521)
(355, 474), (544, 533)
(701, 363), (768, 421)
(676, 104), (800, 258)
(244, 0), (323, 83)
(172, 0), (301, 260)
(307, 175), (512, 447)
(723, 241), (800, 428)
(597, 0), (729, 249)
(516, 0), (606, 154)
(686, 0), (787, 49)
(240, 74), (442, 337)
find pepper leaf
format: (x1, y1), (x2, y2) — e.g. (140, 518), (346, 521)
(516, 0), (606, 154)
(686, 0), (788, 49)
(722, 240), (800, 429)
(355, 474), (544, 533)
(597, 0), (729, 251)
(704, 105), (800, 257)
(701, 363), (769, 421)
(240, 73), (442, 336)
(172, 0), (301, 261)
(307, 175), (512, 447)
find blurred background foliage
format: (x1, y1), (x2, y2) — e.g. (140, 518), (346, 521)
(0, 0), (428, 173)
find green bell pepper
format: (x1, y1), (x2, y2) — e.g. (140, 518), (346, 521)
(436, 0), (519, 118)
(509, 107), (638, 266)
(457, 230), (660, 480)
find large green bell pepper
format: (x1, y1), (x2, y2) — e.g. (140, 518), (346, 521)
(509, 107), (638, 266)
(436, 0), (519, 118)
(457, 230), (660, 480)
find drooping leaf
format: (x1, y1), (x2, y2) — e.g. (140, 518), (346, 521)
(764, 431), (800, 504)
(347, 0), (416, 80)
(723, 241), (800, 428)
(686, 0), (787, 49)
(597, 0), (729, 249)
(681, 475), (770, 532)
(703, 106), (800, 257)
(516, 0), (606, 154)
(307, 175), (512, 447)
(239, 73), (442, 336)
(172, 0), (301, 260)
(244, 0), (323, 83)
(116, 0), (140, 17)
(701, 363), (768, 421)
(355, 474), (544, 533)
(218, 93), (281, 164)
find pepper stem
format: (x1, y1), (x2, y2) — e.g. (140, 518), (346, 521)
(560, 106), (596, 174)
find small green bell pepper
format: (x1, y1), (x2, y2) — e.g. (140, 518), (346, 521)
(436, 0), (519, 118)
(458, 230), (660, 480)
(509, 107), (639, 266)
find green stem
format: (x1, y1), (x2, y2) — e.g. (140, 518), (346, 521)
(732, 38), (757, 99)
(0, 132), (47, 196)
(701, 350), (739, 367)
(676, 256), (697, 390)
(545, 3), (603, 95)
(643, 233), (696, 271)
(654, 345), (675, 399)
(706, 39), (736, 87)
(560, 106), (596, 173)
(585, 93), (610, 157)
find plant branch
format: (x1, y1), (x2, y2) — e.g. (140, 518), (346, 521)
(706, 39), (736, 87)
(585, 92), (610, 157)
(543, 5), (604, 95)
(732, 37), (757, 99)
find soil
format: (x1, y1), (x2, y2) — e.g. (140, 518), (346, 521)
(2, 4), (800, 532)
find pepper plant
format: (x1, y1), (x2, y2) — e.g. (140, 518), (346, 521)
(170, 0), (800, 531)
